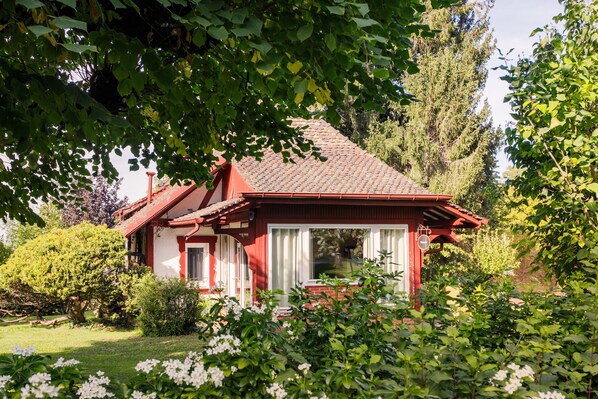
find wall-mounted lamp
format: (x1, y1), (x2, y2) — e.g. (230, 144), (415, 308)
(248, 210), (255, 221)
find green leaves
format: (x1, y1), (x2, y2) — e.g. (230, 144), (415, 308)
(502, 0), (598, 279)
(52, 16), (87, 31)
(296, 23), (313, 42)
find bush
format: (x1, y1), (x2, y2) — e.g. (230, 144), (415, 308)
(96, 265), (152, 325)
(0, 222), (127, 322)
(136, 275), (200, 336)
(1, 259), (597, 398)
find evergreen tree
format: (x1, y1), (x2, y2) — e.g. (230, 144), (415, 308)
(341, 0), (501, 215)
(60, 177), (128, 228)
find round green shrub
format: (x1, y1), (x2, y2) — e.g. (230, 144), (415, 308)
(0, 222), (127, 322)
(136, 275), (200, 336)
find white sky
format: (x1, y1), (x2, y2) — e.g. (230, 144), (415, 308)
(113, 0), (564, 202)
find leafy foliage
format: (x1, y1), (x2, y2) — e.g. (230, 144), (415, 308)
(59, 176), (128, 228)
(136, 275), (200, 336)
(0, 0), (457, 225)
(500, 0), (598, 280)
(1, 260), (598, 398)
(340, 0), (501, 215)
(0, 222), (127, 322)
(4, 203), (65, 249)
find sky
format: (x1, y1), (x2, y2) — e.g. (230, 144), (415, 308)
(112, 0), (565, 202)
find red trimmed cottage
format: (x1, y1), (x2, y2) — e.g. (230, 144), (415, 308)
(115, 119), (486, 305)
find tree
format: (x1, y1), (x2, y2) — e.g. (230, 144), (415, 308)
(340, 0), (500, 215)
(501, 0), (597, 280)
(4, 202), (66, 249)
(60, 176), (128, 228)
(0, 0), (457, 226)
(0, 222), (127, 322)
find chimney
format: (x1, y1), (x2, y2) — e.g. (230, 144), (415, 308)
(146, 171), (156, 206)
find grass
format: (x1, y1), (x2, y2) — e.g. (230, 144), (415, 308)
(0, 316), (202, 383)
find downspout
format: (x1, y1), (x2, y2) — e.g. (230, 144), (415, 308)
(184, 218), (204, 238)
(146, 171), (156, 206)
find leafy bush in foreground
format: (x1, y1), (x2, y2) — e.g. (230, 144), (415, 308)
(136, 276), (200, 337)
(0, 259), (596, 398)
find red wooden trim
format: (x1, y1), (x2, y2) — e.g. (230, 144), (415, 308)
(177, 236), (218, 286)
(199, 167), (226, 209)
(146, 226), (154, 271)
(242, 192), (452, 201)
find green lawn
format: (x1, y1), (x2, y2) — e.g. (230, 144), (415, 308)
(0, 317), (202, 383)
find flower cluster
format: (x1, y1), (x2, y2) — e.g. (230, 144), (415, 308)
(162, 352), (226, 388)
(0, 375), (12, 393)
(53, 357), (81, 368)
(77, 371), (114, 399)
(130, 390), (157, 399)
(135, 359), (160, 374)
(21, 373), (60, 398)
(491, 363), (534, 394)
(205, 334), (241, 356)
(12, 345), (36, 357)
(298, 363), (311, 375)
(266, 382), (287, 399)
(224, 299), (243, 321)
(531, 391), (566, 399)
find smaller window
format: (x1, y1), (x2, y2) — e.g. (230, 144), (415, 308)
(187, 244), (209, 285)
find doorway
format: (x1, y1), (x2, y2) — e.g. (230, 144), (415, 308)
(219, 235), (252, 306)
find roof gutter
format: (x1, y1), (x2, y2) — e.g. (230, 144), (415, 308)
(241, 192), (453, 201)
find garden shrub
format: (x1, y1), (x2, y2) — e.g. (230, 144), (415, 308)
(136, 275), (200, 336)
(0, 222), (127, 322)
(1, 259), (597, 398)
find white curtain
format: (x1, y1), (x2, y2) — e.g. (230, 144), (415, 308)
(271, 228), (299, 306)
(380, 229), (407, 292)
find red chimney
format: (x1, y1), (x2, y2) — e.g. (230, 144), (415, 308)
(146, 171), (156, 206)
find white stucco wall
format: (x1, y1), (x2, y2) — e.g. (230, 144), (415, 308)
(153, 226), (217, 278)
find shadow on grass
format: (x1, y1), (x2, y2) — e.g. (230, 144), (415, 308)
(0, 317), (204, 383)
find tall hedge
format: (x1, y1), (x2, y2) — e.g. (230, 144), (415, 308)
(0, 222), (126, 322)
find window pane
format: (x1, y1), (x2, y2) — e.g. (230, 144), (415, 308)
(310, 228), (369, 279)
(271, 228), (300, 306)
(380, 229), (407, 291)
(187, 247), (205, 281)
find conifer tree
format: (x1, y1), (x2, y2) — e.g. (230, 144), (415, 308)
(341, 0), (500, 215)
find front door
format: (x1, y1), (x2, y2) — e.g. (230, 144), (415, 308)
(220, 235), (252, 306)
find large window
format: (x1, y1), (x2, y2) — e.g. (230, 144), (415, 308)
(186, 243), (209, 286)
(311, 228), (370, 279)
(269, 224), (409, 294)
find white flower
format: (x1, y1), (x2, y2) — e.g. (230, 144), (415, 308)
(266, 382), (287, 399)
(0, 376), (12, 392)
(135, 359), (160, 374)
(130, 391), (157, 399)
(53, 357), (81, 368)
(12, 345), (36, 357)
(205, 334), (241, 356)
(207, 366), (225, 387)
(77, 371), (114, 399)
(298, 363), (311, 374)
(225, 299), (243, 321)
(532, 391), (566, 399)
(163, 358), (193, 385)
(230, 366), (238, 373)
(503, 378), (523, 395)
(492, 369), (508, 382)
(21, 373), (60, 398)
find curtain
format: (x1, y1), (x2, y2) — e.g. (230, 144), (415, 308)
(271, 228), (299, 306)
(380, 229), (407, 292)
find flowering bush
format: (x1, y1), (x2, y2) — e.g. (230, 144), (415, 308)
(0, 258), (596, 398)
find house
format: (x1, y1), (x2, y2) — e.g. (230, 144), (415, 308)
(115, 119), (486, 305)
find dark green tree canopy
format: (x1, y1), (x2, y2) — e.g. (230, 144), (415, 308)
(0, 0), (455, 225)
(340, 0), (500, 215)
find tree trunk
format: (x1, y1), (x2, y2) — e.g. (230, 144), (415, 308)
(67, 297), (87, 323)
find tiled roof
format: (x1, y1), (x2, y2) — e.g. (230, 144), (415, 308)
(172, 197), (247, 223)
(115, 184), (196, 237)
(234, 118), (433, 195)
